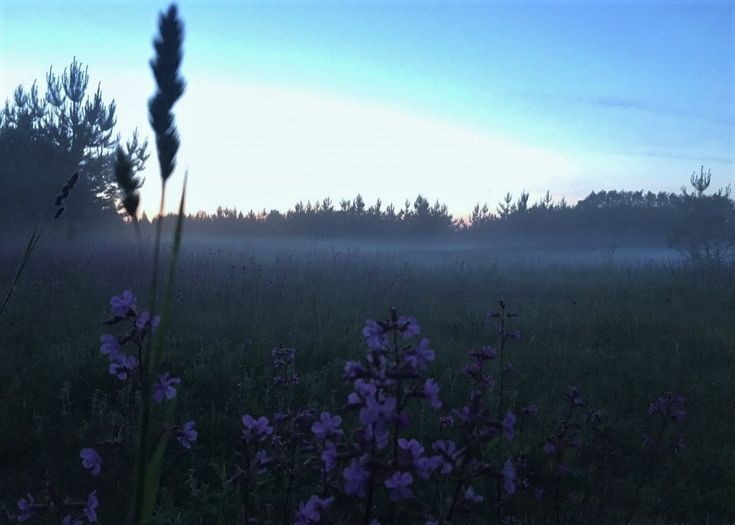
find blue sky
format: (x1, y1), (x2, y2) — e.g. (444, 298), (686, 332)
(1, 0), (732, 216)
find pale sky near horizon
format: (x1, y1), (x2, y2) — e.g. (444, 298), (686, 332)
(1, 0), (733, 217)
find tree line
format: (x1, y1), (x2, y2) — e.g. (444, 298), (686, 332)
(2, 61), (733, 260)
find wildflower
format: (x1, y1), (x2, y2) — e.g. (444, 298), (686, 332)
(343, 360), (365, 380)
(254, 449), (271, 473)
(294, 495), (334, 525)
(177, 420), (197, 449)
(398, 438), (425, 461)
(534, 488), (545, 500)
(462, 359), (482, 376)
(479, 345), (497, 360)
(153, 372), (181, 403)
(432, 440), (458, 474)
(99, 335), (119, 361)
(543, 441), (556, 456)
(322, 441), (337, 472)
(135, 311), (160, 331)
(16, 494), (35, 522)
(271, 346), (296, 365)
(397, 315), (420, 338)
(452, 406), (471, 424)
(415, 455), (442, 479)
(348, 379), (377, 405)
(362, 320), (387, 350)
(241, 415), (273, 442)
(83, 490), (98, 522)
(503, 458), (516, 495)
(343, 460), (370, 497)
(502, 411), (516, 441)
(311, 412), (343, 440)
(80, 448), (102, 476)
(110, 290), (136, 317)
(423, 379), (442, 409)
(463, 485), (484, 503)
(439, 414), (455, 428)
(359, 395), (397, 426)
(648, 393), (686, 422)
(385, 471), (413, 501)
(405, 338), (435, 370)
(108, 353), (138, 380)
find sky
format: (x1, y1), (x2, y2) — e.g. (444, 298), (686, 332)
(1, 0), (733, 217)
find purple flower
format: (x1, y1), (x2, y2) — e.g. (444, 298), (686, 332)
(241, 415), (273, 442)
(348, 378), (378, 406)
(135, 311), (160, 331)
(385, 471), (413, 501)
(344, 360), (366, 380)
(397, 315), (420, 338)
(648, 393), (686, 422)
(62, 517), (82, 525)
(503, 458), (516, 495)
(359, 395), (397, 426)
(311, 412), (343, 440)
(83, 491), (98, 522)
(177, 420), (197, 449)
(362, 320), (387, 350)
(110, 290), (136, 317)
(432, 440), (458, 474)
(421, 379), (441, 409)
(415, 455), (442, 479)
(99, 335), (119, 361)
(398, 438), (425, 461)
(294, 495), (334, 525)
(80, 448), (102, 476)
(405, 338), (435, 370)
(16, 494), (35, 522)
(108, 353), (138, 380)
(254, 449), (271, 473)
(543, 441), (557, 456)
(343, 460), (369, 498)
(272, 346), (296, 365)
(153, 372), (181, 403)
(463, 485), (484, 503)
(502, 411), (516, 441)
(480, 345), (497, 359)
(452, 406), (472, 423)
(322, 441), (337, 472)
(534, 488), (545, 500)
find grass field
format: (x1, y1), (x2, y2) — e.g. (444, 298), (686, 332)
(1, 234), (733, 523)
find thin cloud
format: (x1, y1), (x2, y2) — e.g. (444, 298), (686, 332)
(518, 90), (733, 127)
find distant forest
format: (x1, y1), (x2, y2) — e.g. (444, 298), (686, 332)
(2, 60), (733, 260)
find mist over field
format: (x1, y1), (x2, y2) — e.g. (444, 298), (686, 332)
(0, 1), (733, 524)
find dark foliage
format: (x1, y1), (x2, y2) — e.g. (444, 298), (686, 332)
(0, 59), (148, 227)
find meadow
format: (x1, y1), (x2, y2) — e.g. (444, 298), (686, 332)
(0, 233), (732, 523)
(1, 4), (733, 523)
